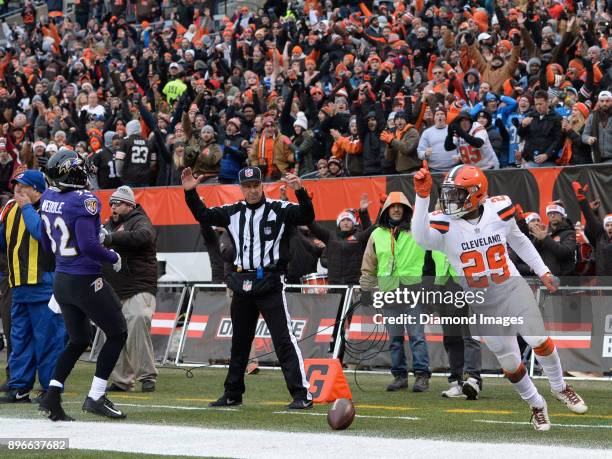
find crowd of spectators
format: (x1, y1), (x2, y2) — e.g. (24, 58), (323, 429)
(0, 0), (610, 192)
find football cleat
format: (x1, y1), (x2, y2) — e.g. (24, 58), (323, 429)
(287, 398), (313, 410)
(208, 394), (242, 407)
(441, 381), (465, 398)
(551, 384), (588, 414)
(462, 377), (480, 400)
(530, 400), (551, 431)
(39, 387), (74, 422)
(82, 395), (126, 419)
(0, 389), (31, 403)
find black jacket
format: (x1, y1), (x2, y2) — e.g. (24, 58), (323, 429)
(517, 109), (563, 162)
(579, 199), (612, 275)
(309, 209), (374, 284)
(103, 205), (157, 299)
(532, 218), (576, 277)
(286, 227), (324, 284)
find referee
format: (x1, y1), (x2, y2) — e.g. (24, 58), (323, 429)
(182, 166), (315, 409)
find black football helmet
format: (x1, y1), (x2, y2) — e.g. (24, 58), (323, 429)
(46, 149), (89, 191)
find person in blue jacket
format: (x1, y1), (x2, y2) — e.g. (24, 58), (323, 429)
(0, 170), (65, 403)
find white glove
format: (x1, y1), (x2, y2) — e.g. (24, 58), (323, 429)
(99, 227), (109, 245)
(110, 250), (122, 272)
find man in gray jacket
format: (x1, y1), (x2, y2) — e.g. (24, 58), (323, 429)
(101, 186), (158, 392)
(582, 91), (612, 163)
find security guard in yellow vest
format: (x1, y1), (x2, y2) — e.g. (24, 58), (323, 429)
(0, 171), (65, 403)
(361, 191), (431, 393)
(430, 250), (483, 400)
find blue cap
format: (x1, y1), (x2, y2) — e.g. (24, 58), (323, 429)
(11, 170), (47, 193)
(238, 166), (262, 184)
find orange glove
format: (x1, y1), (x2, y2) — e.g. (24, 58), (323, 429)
(382, 61), (394, 73)
(413, 160), (432, 198)
(380, 131), (394, 144)
(539, 272), (559, 293)
(514, 203), (525, 219)
(571, 181), (588, 202)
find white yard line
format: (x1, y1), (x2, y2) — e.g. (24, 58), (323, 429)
(476, 420), (612, 429)
(0, 417), (606, 458)
(273, 410), (420, 420)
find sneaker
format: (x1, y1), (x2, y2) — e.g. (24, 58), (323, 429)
(530, 401), (551, 431)
(82, 395), (127, 419)
(208, 394), (242, 407)
(551, 384), (588, 414)
(386, 376), (408, 391)
(0, 388), (31, 403)
(39, 387), (74, 422)
(412, 375), (430, 393)
(462, 377), (480, 400)
(441, 381), (465, 398)
(107, 383), (129, 392)
(286, 398), (313, 409)
(246, 361), (260, 375)
(141, 380), (156, 393)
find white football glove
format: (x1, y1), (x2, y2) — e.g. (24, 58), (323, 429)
(110, 250), (122, 272)
(99, 227), (109, 245)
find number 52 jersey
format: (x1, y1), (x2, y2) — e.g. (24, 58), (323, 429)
(40, 188), (105, 275)
(412, 194), (550, 291)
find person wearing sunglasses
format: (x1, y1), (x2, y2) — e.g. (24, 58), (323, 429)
(100, 186), (158, 394)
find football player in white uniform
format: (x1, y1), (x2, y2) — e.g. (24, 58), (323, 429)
(445, 112), (499, 170)
(412, 161), (587, 431)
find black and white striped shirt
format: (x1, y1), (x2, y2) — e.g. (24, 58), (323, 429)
(185, 188), (315, 271)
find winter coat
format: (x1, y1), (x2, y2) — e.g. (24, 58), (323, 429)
(103, 205), (157, 299)
(384, 125), (420, 173)
(579, 200), (612, 276)
(517, 109), (563, 162)
(308, 209), (374, 285)
(532, 218), (576, 277)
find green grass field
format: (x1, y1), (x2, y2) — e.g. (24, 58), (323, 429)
(0, 361), (610, 458)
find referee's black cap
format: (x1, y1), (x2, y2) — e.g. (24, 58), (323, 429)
(239, 166), (262, 184)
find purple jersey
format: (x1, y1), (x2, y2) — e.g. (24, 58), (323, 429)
(40, 188), (117, 275)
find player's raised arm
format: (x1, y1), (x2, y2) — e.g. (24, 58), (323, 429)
(411, 161), (444, 251)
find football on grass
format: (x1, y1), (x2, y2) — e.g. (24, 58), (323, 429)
(327, 398), (355, 430)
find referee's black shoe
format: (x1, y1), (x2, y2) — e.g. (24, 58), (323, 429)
(208, 394), (242, 407)
(287, 398), (313, 409)
(39, 387), (74, 422)
(82, 394), (127, 419)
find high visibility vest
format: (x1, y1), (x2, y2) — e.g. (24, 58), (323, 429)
(2, 202), (54, 288)
(371, 227), (425, 291)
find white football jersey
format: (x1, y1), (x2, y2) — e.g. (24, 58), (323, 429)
(455, 122), (500, 170)
(413, 194), (549, 291)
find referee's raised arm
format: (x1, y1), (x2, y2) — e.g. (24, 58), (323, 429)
(281, 173), (315, 225)
(182, 167), (230, 227)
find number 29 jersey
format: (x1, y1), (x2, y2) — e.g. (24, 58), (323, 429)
(40, 188), (104, 275)
(413, 194), (550, 291)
